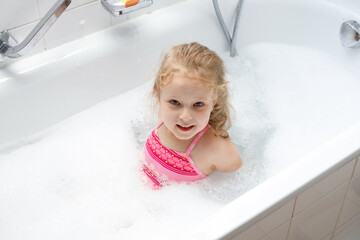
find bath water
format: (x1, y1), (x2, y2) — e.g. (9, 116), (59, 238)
(1, 43), (359, 239)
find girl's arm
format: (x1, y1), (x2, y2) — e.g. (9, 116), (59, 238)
(206, 135), (243, 172)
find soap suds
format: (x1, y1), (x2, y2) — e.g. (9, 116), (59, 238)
(1, 43), (360, 239)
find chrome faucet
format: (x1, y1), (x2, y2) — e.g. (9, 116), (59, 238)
(101, 0), (153, 17)
(0, 0), (71, 63)
(340, 20), (360, 48)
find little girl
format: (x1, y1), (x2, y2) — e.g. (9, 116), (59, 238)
(141, 42), (242, 188)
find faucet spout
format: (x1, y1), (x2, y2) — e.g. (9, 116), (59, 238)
(0, 0), (71, 62)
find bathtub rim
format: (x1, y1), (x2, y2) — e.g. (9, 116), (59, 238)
(1, 0), (360, 238)
(194, 120), (360, 239)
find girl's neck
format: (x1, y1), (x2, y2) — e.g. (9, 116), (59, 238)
(158, 124), (196, 153)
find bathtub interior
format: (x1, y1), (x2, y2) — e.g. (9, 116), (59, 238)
(1, 0), (360, 239)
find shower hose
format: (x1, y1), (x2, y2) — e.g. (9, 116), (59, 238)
(212, 0), (244, 57)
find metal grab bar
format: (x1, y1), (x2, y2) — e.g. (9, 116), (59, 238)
(0, 0), (71, 63)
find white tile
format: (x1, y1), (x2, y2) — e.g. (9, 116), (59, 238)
(294, 160), (355, 215)
(321, 233), (332, 240)
(232, 199), (295, 240)
(337, 198), (360, 228)
(334, 212), (360, 235)
(333, 213), (360, 240)
(44, 1), (111, 49)
(37, 0), (98, 17)
(355, 158), (360, 176)
(288, 182), (349, 240)
(8, 22), (45, 58)
(347, 174), (360, 208)
(0, 0), (39, 30)
(257, 199), (295, 234)
(261, 220), (290, 240)
(232, 223), (266, 240)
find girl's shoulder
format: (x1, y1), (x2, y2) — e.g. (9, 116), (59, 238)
(197, 128), (242, 172)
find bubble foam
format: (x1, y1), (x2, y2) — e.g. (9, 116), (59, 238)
(1, 42), (359, 239)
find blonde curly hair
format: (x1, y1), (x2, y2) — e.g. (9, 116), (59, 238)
(152, 42), (231, 138)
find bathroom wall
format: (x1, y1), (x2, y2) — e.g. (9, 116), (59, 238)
(0, 0), (184, 60)
(2, 0), (360, 63)
(233, 157), (360, 240)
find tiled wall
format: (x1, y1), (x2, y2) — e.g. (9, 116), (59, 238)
(0, 0), (183, 58)
(233, 157), (360, 240)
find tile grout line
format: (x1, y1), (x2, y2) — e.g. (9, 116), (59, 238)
(7, 20), (40, 32)
(35, 0), (48, 52)
(330, 157), (358, 240)
(257, 199), (297, 240)
(354, 157), (359, 177)
(66, 0), (100, 12)
(7, 0), (100, 32)
(331, 207), (360, 239)
(290, 174), (350, 218)
(285, 197), (298, 240)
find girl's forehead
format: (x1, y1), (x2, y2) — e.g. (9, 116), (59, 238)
(162, 72), (213, 88)
(160, 75), (215, 100)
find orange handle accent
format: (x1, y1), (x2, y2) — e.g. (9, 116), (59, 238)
(125, 0), (140, 8)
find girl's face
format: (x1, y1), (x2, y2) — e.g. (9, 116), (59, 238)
(159, 73), (215, 141)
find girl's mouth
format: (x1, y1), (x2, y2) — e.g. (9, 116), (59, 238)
(176, 124), (194, 131)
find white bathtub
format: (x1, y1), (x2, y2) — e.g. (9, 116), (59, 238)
(1, 0), (360, 239)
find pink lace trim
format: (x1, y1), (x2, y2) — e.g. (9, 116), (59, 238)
(145, 131), (198, 176)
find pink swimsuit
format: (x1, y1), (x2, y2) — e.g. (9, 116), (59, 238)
(141, 122), (209, 188)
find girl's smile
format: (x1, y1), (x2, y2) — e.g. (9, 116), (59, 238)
(176, 124), (194, 131)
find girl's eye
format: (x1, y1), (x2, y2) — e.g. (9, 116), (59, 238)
(194, 102), (204, 107)
(170, 100), (180, 105)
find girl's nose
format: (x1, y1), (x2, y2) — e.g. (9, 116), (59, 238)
(179, 108), (192, 121)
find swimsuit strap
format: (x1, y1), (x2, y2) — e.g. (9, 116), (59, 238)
(155, 121), (210, 157)
(154, 121), (164, 130)
(185, 124), (210, 157)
